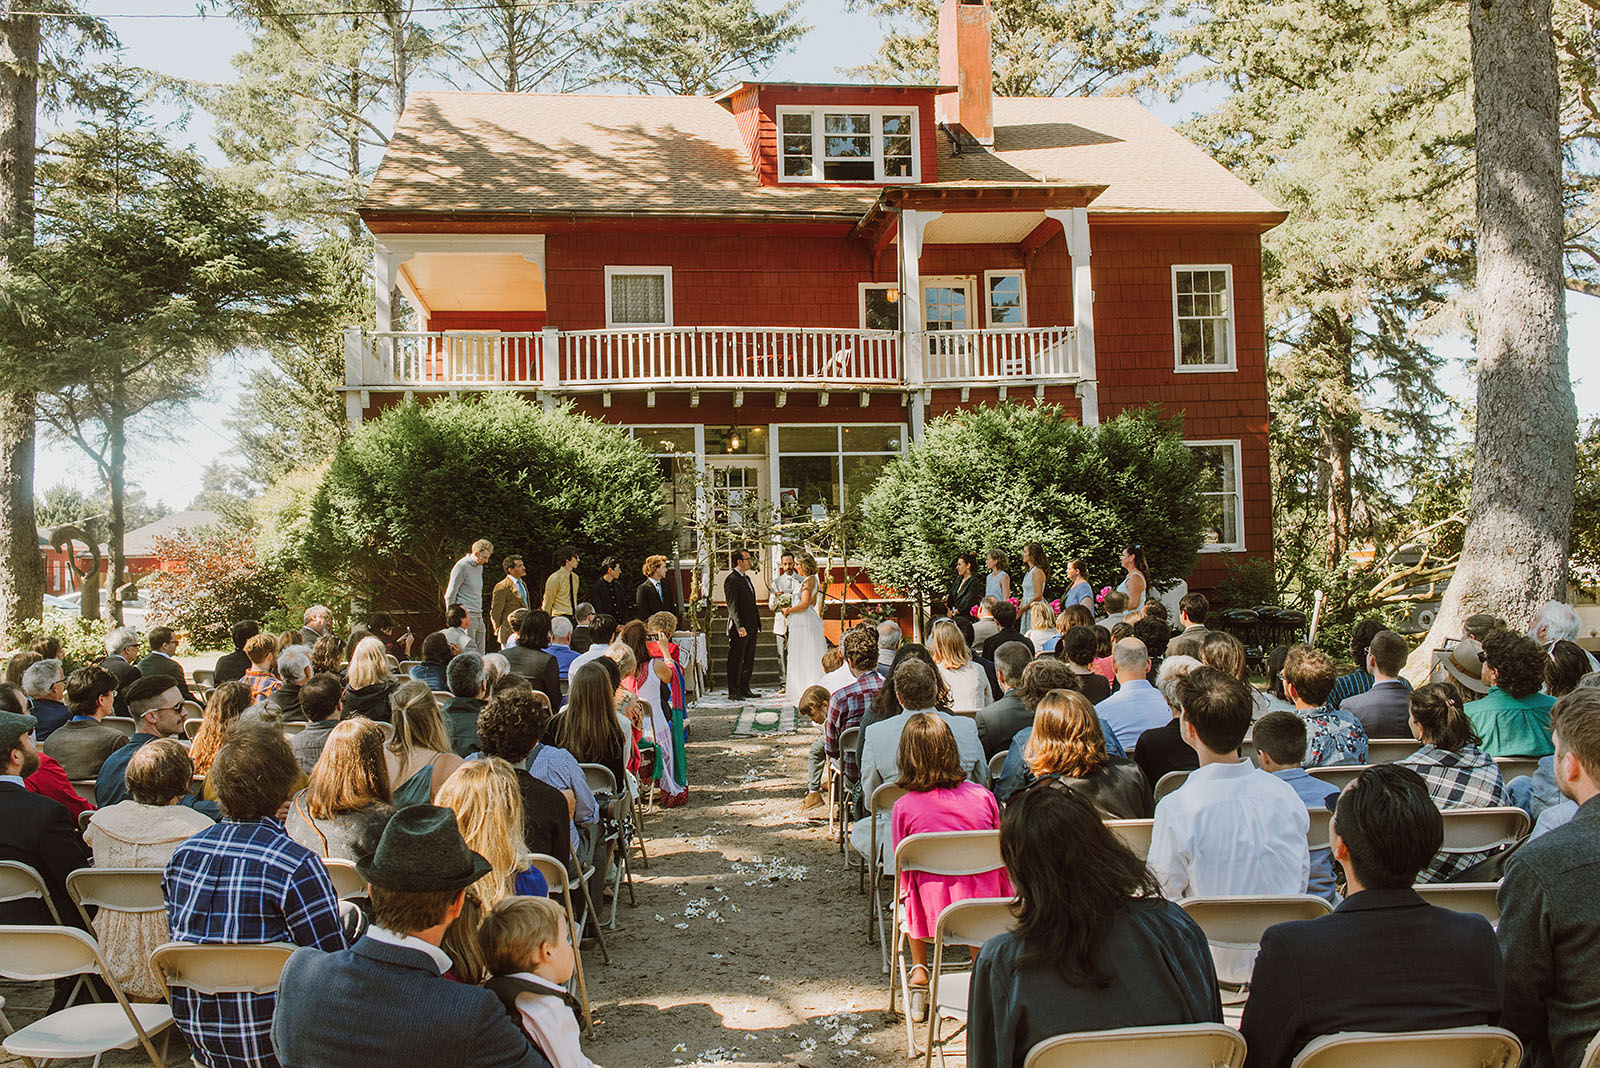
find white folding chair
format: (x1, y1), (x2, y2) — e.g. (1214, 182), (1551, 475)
(1411, 883), (1503, 927)
(1153, 770), (1190, 804)
(281, 721), (308, 736)
(180, 700), (203, 720)
(102, 716), (137, 739)
(916, 897), (1014, 1067)
(431, 691), (454, 707)
(837, 726), (861, 860)
(1023, 1023), (1247, 1068)
(1366, 738), (1422, 764)
(1179, 895), (1332, 1006)
(580, 762), (638, 928)
(1307, 807), (1334, 852)
(1105, 819), (1155, 860)
(862, 782), (908, 968)
(1494, 757), (1542, 783)
(1288, 1025), (1522, 1068)
(988, 752), (1007, 784)
(67, 867), (167, 1002)
(0, 861), (63, 924)
(191, 669), (214, 689)
(321, 858), (369, 901)
(529, 854), (602, 1037)
(149, 938), (295, 1062)
(1307, 764), (1371, 794)
(0, 925), (174, 1068)
(1438, 807), (1529, 860)
(69, 779), (98, 804)
(399, 659), (422, 674)
(1579, 1028), (1600, 1068)
(183, 717), (204, 740)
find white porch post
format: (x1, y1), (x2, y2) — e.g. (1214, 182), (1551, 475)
(900, 208), (940, 441)
(540, 327), (561, 410)
(1048, 207), (1099, 427)
(373, 243), (396, 333)
(343, 326), (366, 428)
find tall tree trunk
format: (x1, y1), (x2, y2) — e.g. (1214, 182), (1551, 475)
(388, 4), (407, 117)
(106, 372), (127, 625)
(1407, 0), (1575, 678)
(0, 6), (43, 645)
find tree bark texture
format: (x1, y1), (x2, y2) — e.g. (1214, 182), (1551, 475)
(0, 7), (43, 645)
(106, 373), (127, 624)
(1408, 0), (1576, 678)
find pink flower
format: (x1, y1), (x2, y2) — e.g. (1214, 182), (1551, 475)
(968, 605), (980, 618)
(1096, 585), (1112, 604)
(1007, 597), (1019, 607)
(1049, 599), (1061, 612)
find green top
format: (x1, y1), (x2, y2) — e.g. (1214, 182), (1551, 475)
(1464, 686), (1556, 758)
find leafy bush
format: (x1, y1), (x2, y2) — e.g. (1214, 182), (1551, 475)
(293, 395), (667, 616)
(22, 613), (114, 673)
(146, 527), (287, 650)
(859, 404), (1205, 598)
(1215, 554), (1278, 610)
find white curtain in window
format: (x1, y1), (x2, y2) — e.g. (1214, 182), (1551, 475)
(612, 274), (667, 325)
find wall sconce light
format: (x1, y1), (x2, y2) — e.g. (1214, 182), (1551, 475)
(727, 425), (741, 452)
(886, 288), (900, 303)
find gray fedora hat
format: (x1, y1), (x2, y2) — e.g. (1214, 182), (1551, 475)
(356, 804), (491, 892)
(1437, 638), (1491, 696)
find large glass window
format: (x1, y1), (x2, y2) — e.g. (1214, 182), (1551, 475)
(776, 424), (905, 519)
(606, 267), (671, 327)
(1172, 265), (1235, 370)
(776, 107), (920, 184)
(781, 112), (814, 178)
(860, 283), (900, 331)
(630, 426), (697, 551)
(985, 270), (1027, 327)
(1186, 440), (1244, 551)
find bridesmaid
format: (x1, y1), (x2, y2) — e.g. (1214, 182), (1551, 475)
(984, 549), (1012, 603)
(947, 553), (983, 618)
(1117, 544), (1150, 614)
(1018, 542), (1048, 615)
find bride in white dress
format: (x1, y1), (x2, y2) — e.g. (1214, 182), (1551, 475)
(783, 553), (827, 700)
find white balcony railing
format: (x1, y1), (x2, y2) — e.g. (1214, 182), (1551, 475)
(348, 324), (1079, 391)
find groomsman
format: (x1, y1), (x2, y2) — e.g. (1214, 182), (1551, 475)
(490, 555), (530, 648)
(725, 550), (761, 700)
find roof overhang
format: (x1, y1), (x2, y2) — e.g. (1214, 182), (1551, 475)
(712, 80), (955, 106)
(852, 182), (1107, 247)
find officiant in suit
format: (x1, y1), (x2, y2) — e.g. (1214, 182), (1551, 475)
(725, 550), (761, 700)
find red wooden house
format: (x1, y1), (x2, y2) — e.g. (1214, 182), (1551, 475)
(348, 0), (1285, 597)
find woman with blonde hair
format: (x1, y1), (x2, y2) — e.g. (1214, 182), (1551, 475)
(343, 635), (398, 720)
(928, 619), (991, 713)
(384, 680), (464, 806)
(286, 719), (395, 861)
(188, 680), (252, 777)
(1025, 689), (1152, 818)
(434, 757), (548, 908)
(1023, 601), (1057, 651)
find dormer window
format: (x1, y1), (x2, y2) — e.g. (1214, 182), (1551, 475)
(778, 107), (919, 183)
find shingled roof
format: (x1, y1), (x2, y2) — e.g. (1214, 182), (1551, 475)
(361, 90), (1282, 223)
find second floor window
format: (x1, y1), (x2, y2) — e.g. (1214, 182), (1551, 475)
(778, 108), (918, 183)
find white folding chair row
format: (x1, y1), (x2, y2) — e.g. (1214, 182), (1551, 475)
(1412, 883), (1502, 927)
(1366, 738), (1422, 764)
(580, 762), (640, 929)
(103, 716), (137, 739)
(1105, 819), (1154, 860)
(987, 751), (1007, 784)
(184, 717), (205, 739)
(1494, 756), (1541, 782)
(322, 858), (370, 900)
(1178, 895), (1332, 1009)
(864, 782), (907, 971)
(1288, 1025), (1522, 1067)
(0, 860), (62, 924)
(837, 726), (861, 862)
(1019, 1023), (1522, 1068)
(1153, 770), (1190, 804)
(529, 853), (608, 1038)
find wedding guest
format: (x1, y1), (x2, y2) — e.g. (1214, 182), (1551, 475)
(344, 637), (400, 721)
(286, 718), (396, 862)
(1024, 689), (1152, 819)
(1397, 682), (1507, 883)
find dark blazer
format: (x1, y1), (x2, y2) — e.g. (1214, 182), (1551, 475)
(99, 654), (141, 716)
(980, 628), (1033, 662)
(137, 652), (194, 702)
(724, 569), (761, 636)
(1132, 718), (1199, 788)
(1499, 795), (1600, 1068)
(1241, 888), (1502, 1068)
(634, 578), (678, 623)
(265, 681), (306, 722)
(341, 681), (397, 722)
(272, 936), (553, 1068)
(945, 575), (982, 619)
(590, 577), (629, 623)
(0, 781), (90, 927)
(297, 626), (331, 649)
(503, 645), (562, 712)
(976, 690), (1029, 759)
(513, 768), (571, 870)
(213, 649), (251, 685)
(1340, 679), (1413, 740)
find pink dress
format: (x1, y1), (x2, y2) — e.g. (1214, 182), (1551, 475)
(1092, 656), (1116, 685)
(891, 781), (1011, 941)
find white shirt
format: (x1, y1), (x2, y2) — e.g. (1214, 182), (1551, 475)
(937, 661), (991, 713)
(442, 626), (472, 651)
(1148, 759), (1310, 903)
(508, 971), (592, 1068)
(769, 570), (802, 636)
(820, 664), (858, 696)
(568, 645), (608, 679)
(365, 926), (453, 975)
(1097, 679), (1173, 754)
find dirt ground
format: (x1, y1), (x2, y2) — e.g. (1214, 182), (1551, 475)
(1, 697), (923, 1068)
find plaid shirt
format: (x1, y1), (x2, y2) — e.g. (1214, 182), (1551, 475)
(163, 818), (347, 1068)
(1299, 705), (1369, 767)
(1400, 743), (1508, 883)
(244, 667), (283, 704)
(825, 671), (884, 784)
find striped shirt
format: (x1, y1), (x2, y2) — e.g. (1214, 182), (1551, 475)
(163, 818), (347, 1068)
(1400, 743), (1508, 883)
(825, 671), (885, 785)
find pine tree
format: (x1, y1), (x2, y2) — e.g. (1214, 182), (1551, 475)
(596, 0), (807, 96)
(439, 0), (605, 92)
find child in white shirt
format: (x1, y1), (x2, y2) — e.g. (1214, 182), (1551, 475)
(480, 896), (600, 1068)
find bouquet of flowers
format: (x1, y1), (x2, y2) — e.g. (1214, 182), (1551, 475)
(1096, 586), (1113, 605)
(773, 591), (793, 612)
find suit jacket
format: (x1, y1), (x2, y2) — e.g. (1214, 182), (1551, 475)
(213, 649), (251, 685)
(100, 654), (141, 716)
(634, 578), (678, 623)
(980, 628), (1033, 662)
(1340, 679), (1413, 740)
(136, 652), (194, 702)
(490, 575), (530, 638)
(503, 645), (562, 712)
(272, 935), (553, 1068)
(1499, 795), (1600, 1068)
(1132, 718), (1199, 788)
(42, 717), (128, 781)
(1241, 888), (1501, 1068)
(725, 569), (761, 636)
(975, 690), (1029, 759)
(945, 575), (983, 619)
(0, 781), (91, 927)
(590, 577), (629, 623)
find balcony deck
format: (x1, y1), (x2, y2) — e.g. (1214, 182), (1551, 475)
(344, 325), (1081, 394)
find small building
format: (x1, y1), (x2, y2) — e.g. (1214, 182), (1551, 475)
(346, 0), (1283, 595)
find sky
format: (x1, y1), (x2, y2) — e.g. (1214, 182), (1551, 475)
(33, 0), (1600, 509)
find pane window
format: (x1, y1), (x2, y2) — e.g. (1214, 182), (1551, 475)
(862, 286), (900, 331)
(705, 425), (766, 456)
(778, 426), (839, 452)
(882, 112), (914, 177)
(1174, 267), (1233, 367)
(987, 273), (1025, 326)
(924, 285), (969, 330)
(781, 112), (813, 177)
(610, 272), (668, 326)
(1188, 443), (1241, 548)
(841, 424), (902, 453)
(842, 454), (891, 509)
(778, 108), (917, 182)
(633, 426), (695, 454)
(825, 113), (878, 180)
(779, 455), (841, 515)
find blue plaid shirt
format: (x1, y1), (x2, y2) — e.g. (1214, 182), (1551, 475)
(163, 818), (347, 1068)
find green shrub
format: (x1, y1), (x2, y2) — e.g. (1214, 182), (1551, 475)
(22, 613), (114, 674)
(859, 403), (1205, 599)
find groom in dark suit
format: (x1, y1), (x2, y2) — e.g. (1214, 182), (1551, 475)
(273, 805), (552, 1068)
(725, 550), (761, 700)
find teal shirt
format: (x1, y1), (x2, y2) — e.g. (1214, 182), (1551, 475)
(1464, 686), (1556, 758)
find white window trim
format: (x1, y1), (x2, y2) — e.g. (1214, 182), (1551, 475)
(604, 266), (673, 329)
(775, 106), (921, 185)
(919, 276), (977, 331)
(858, 282), (900, 331)
(1185, 438), (1246, 553)
(982, 269), (1028, 329)
(1171, 263), (1238, 373)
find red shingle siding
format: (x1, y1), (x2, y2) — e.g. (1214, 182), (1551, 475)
(751, 86), (942, 187)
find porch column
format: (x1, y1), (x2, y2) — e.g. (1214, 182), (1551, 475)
(900, 207), (940, 440)
(1047, 207), (1098, 427)
(343, 326), (366, 428)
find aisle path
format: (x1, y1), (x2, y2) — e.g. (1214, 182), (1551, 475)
(0, 701), (910, 1068)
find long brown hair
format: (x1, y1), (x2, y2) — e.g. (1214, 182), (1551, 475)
(558, 661), (626, 766)
(896, 713), (967, 792)
(1409, 682), (1480, 751)
(305, 718), (391, 818)
(189, 681), (252, 775)
(387, 680), (451, 763)
(1026, 689), (1110, 779)
(619, 620), (652, 682)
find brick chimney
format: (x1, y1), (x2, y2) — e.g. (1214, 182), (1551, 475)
(936, 0), (994, 146)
